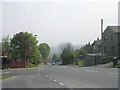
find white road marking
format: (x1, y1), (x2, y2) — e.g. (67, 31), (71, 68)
(49, 77), (52, 79)
(45, 74), (49, 77)
(59, 83), (64, 86)
(53, 79), (57, 82)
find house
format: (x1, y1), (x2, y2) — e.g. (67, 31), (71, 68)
(92, 38), (101, 53)
(81, 42), (93, 54)
(102, 26), (120, 58)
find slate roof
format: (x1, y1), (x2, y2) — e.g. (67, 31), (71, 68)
(92, 39), (101, 46)
(108, 26), (120, 33)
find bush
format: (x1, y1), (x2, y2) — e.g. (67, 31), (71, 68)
(74, 60), (84, 66)
(112, 64), (120, 68)
(77, 60), (84, 66)
(26, 63), (38, 68)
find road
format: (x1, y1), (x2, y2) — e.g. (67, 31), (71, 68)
(2, 65), (119, 89)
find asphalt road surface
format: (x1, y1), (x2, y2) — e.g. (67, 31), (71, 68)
(2, 65), (119, 89)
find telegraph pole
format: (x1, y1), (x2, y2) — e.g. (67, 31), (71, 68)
(101, 19), (103, 37)
(101, 19), (103, 63)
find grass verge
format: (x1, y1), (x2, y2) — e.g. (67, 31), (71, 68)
(112, 64), (120, 68)
(0, 76), (13, 80)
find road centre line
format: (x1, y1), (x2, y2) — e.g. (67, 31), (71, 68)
(49, 77), (53, 79)
(58, 83), (64, 86)
(45, 74), (64, 86)
(53, 79), (57, 82)
(45, 74), (49, 77)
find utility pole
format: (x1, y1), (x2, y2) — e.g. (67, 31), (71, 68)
(101, 19), (103, 37)
(101, 19), (103, 63)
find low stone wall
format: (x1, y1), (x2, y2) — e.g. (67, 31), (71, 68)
(83, 55), (112, 66)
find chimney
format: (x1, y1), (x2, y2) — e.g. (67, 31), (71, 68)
(97, 38), (99, 41)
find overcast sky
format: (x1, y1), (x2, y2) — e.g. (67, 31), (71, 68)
(1, 0), (119, 47)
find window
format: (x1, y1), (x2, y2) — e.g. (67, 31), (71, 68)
(111, 46), (115, 55)
(104, 46), (107, 53)
(110, 35), (113, 40)
(103, 36), (108, 41)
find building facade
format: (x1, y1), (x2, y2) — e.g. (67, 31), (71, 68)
(102, 26), (120, 58)
(92, 38), (101, 53)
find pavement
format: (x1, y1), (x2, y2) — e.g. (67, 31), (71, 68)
(1, 65), (119, 89)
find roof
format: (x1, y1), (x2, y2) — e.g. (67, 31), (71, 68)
(107, 26), (120, 33)
(92, 39), (101, 46)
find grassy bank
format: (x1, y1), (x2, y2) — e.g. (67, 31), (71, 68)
(112, 64), (120, 68)
(0, 76), (13, 80)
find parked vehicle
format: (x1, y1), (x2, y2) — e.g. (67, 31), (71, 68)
(51, 62), (55, 65)
(56, 61), (62, 65)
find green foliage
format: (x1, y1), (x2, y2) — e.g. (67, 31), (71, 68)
(0, 76), (13, 80)
(10, 32), (41, 64)
(1, 35), (11, 58)
(77, 49), (87, 55)
(61, 43), (74, 65)
(39, 43), (50, 64)
(112, 64), (120, 68)
(26, 63), (38, 68)
(52, 54), (59, 63)
(0, 42), (2, 55)
(77, 60), (84, 66)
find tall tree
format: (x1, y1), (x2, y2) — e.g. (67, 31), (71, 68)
(60, 43), (74, 65)
(52, 54), (59, 63)
(2, 35), (10, 58)
(10, 32), (41, 64)
(39, 43), (50, 64)
(0, 42), (2, 55)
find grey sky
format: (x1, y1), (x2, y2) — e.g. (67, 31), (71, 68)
(1, 0), (119, 47)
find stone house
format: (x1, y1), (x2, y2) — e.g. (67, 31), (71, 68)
(92, 38), (101, 53)
(102, 26), (120, 58)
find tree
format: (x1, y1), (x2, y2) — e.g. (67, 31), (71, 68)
(60, 43), (74, 65)
(39, 43), (50, 64)
(52, 54), (59, 63)
(0, 42), (2, 55)
(10, 32), (41, 65)
(2, 35), (11, 58)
